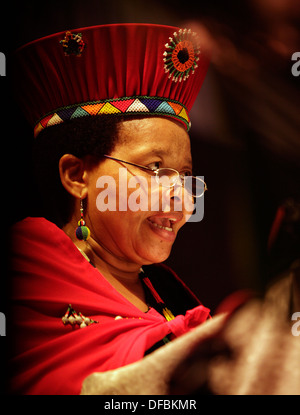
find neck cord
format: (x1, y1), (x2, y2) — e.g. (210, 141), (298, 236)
(139, 268), (175, 321)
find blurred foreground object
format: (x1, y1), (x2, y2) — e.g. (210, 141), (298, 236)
(82, 194), (300, 395)
(205, 261), (300, 395)
(81, 261), (300, 395)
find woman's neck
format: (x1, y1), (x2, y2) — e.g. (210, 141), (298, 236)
(62, 218), (149, 313)
(63, 220), (141, 275)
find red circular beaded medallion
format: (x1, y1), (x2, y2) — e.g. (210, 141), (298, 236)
(163, 28), (201, 82)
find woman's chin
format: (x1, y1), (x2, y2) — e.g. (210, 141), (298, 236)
(137, 243), (173, 265)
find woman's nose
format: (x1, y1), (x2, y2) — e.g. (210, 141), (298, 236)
(161, 182), (184, 212)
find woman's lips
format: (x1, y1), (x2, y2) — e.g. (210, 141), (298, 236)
(146, 213), (183, 242)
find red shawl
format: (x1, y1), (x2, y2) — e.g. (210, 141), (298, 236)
(8, 217), (210, 395)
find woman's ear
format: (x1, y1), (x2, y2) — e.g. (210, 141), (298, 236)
(59, 154), (88, 199)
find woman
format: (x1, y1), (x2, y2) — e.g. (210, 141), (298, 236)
(9, 23), (210, 394)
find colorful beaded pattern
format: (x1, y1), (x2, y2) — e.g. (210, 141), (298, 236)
(34, 96), (190, 137)
(163, 28), (201, 82)
(60, 31), (86, 56)
(75, 198), (90, 241)
(62, 304), (98, 329)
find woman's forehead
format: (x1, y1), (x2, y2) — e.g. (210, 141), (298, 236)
(115, 117), (192, 163)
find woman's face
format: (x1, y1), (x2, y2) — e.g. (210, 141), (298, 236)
(84, 117), (193, 267)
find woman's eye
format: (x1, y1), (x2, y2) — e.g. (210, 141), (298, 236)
(147, 161), (161, 170)
(181, 171), (193, 177)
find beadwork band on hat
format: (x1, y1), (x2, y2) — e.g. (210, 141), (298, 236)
(13, 24), (210, 138)
(34, 96), (190, 138)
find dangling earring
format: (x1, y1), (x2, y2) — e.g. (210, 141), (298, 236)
(75, 197), (91, 241)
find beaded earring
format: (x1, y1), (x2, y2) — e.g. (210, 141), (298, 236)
(75, 197), (91, 241)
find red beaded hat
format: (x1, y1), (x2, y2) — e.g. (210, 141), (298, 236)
(13, 23), (210, 138)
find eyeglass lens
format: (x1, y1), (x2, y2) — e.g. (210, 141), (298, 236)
(156, 169), (205, 197)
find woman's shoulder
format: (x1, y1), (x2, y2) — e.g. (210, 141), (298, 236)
(9, 217), (93, 293)
(12, 216), (60, 234)
(10, 216), (75, 258)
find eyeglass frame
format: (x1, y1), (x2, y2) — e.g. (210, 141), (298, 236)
(102, 154), (207, 198)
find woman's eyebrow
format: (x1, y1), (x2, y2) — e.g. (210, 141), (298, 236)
(149, 149), (193, 168)
(148, 149), (169, 157)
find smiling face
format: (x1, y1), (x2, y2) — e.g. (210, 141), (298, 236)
(83, 117), (193, 267)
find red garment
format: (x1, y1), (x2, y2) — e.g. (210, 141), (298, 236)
(8, 217), (210, 395)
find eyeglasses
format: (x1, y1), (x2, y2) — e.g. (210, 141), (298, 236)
(102, 155), (207, 198)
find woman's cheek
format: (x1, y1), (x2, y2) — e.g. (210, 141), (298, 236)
(93, 167), (194, 218)
(95, 169), (154, 214)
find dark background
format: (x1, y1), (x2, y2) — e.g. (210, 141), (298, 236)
(1, 0), (300, 318)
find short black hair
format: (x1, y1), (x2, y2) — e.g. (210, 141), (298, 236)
(33, 115), (122, 227)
